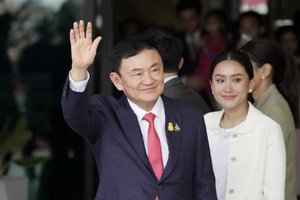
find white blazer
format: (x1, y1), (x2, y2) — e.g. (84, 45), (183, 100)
(204, 103), (286, 200)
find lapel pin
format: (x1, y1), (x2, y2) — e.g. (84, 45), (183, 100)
(174, 123), (181, 132)
(168, 122), (174, 131)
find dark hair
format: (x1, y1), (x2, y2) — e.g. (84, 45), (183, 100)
(203, 8), (228, 35)
(275, 25), (298, 40)
(204, 9), (227, 25)
(109, 36), (157, 74)
(176, 0), (202, 15)
(239, 11), (264, 27)
(209, 50), (254, 80)
(239, 39), (300, 126)
(142, 26), (183, 73)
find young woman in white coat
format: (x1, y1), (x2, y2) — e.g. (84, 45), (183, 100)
(204, 50), (286, 200)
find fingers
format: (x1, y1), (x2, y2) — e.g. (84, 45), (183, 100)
(91, 36), (102, 53)
(73, 21), (80, 42)
(86, 22), (92, 40)
(79, 20), (85, 38)
(70, 20), (102, 46)
(70, 29), (75, 46)
(72, 20), (89, 41)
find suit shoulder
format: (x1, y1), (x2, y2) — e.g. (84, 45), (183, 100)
(89, 94), (120, 108)
(164, 94), (200, 109)
(163, 95), (204, 116)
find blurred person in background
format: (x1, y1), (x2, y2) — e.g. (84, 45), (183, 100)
(186, 9), (229, 109)
(275, 25), (300, 67)
(142, 26), (211, 114)
(0, 12), (19, 128)
(176, 0), (203, 77)
(233, 11), (266, 49)
(240, 39), (299, 200)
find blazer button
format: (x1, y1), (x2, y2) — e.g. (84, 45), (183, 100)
(157, 185), (163, 190)
(229, 189), (235, 194)
(230, 157), (236, 162)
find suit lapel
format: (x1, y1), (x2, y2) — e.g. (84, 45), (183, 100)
(115, 95), (182, 181)
(160, 96), (182, 181)
(115, 96), (153, 172)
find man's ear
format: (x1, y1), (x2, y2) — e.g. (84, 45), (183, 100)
(110, 72), (123, 91)
(178, 57), (184, 70)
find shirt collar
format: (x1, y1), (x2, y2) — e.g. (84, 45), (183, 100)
(164, 75), (178, 83)
(209, 102), (257, 135)
(185, 29), (201, 42)
(127, 96), (165, 122)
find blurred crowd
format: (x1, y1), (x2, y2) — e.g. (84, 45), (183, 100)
(0, 1), (85, 200)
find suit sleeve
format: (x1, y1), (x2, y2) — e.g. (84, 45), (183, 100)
(61, 77), (103, 143)
(194, 115), (218, 199)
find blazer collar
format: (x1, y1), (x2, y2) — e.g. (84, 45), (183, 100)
(115, 95), (182, 181)
(160, 95), (182, 182)
(209, 102), (260, 135)
(164, 77), (182, 88)
(115, 95), (151, 172)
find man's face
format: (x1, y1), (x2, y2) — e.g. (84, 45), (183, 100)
(110, 49), (164, 111)
(239, 17), (262, 39)
(178, 9), (200, 35)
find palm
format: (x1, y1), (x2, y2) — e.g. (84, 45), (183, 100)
(72, 36), (94, 69)
(70, 21), (101, 70)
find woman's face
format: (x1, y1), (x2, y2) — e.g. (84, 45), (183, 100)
(210, 60), (252, 111)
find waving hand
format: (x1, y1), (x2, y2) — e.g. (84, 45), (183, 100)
(70, 20), (102, 81)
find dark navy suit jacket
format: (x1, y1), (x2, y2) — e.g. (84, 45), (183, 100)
(61, 80), (217, 200)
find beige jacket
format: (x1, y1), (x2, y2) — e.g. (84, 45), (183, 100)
(255, 84), (297, 200)
(205, 103), (286, 200)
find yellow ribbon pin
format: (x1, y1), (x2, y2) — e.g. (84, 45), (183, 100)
(168, 122), (174, 131)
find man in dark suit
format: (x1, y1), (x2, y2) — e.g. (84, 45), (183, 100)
(62, 20), (217, 200)
(176, 0), (203, 77)
(144, 28), (211, 113)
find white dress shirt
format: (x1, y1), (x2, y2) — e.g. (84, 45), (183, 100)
(128, 97), (168, 167)
(68, 71), (169, 167)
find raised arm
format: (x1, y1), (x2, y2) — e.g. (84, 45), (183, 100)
(70, 20), (102, 82)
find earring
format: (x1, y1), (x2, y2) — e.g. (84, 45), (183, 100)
(248, 89), (252, 93)
(212, 91), (215, 95)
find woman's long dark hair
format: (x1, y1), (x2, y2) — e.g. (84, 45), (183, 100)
(240, 39), (300, 127)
